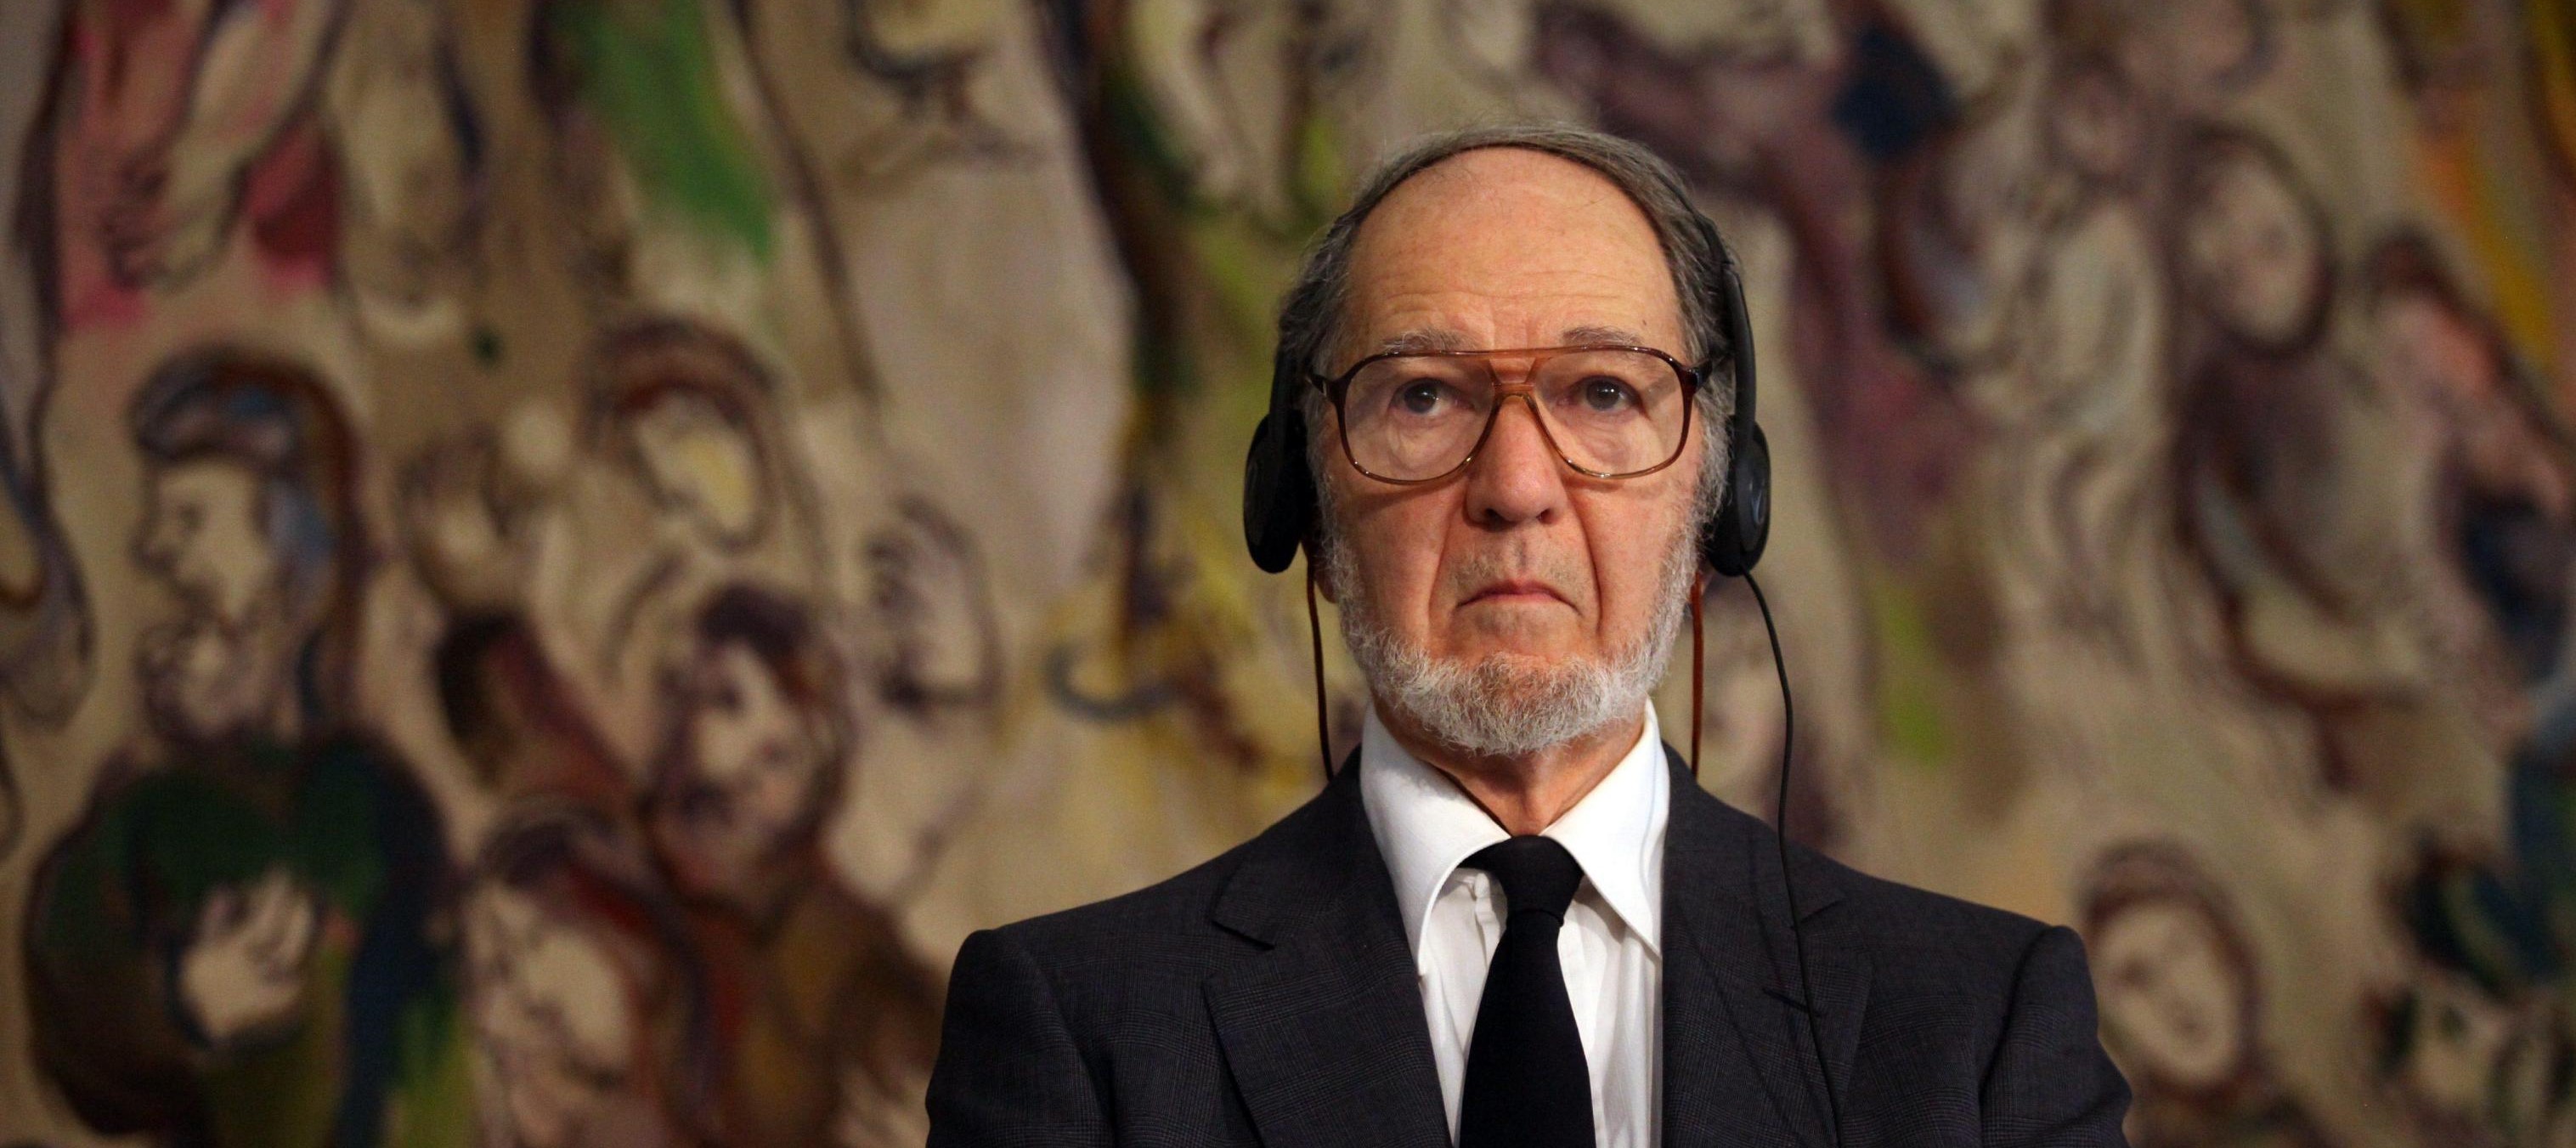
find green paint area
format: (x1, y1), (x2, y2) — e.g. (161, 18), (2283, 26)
(551, 0), (778, 258)
(27, 734), (462, 1147)
(385, 991), (476, 1148)
(1867, 574), (1953, 768)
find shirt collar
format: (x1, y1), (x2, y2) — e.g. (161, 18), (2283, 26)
(1359, 701), (1669, 966)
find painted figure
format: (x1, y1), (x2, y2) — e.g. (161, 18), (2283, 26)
(412, 320), (830, 776)
(2085, 842), (2336, 1147)
(2362, 233), (2575, 744)
(0, 319), (90, 732)
(323, 0), (487, 344)
(2168, 122), (2488, 827)
(642, 582), (939, 1147)
(24, 350), (466, 1148)
(463, 807), (697, 1148)
(524, 0), (876, 401)
(26, 0), (347, 327)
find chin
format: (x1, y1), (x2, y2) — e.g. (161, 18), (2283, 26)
(1438, 617), (1590, 659)
(1443, 647), (1575, 678)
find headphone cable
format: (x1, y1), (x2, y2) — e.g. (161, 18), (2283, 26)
(1308, 563), (1333, 783)
(1746, 572), (1841, 1145)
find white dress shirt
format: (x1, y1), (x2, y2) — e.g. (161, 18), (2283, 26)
(1359, 703), (1669, 1148)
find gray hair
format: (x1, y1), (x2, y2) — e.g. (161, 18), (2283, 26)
(1279, 124), (1737, 526)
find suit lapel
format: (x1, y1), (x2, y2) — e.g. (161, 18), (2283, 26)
(1205, 758), (1451, 1148)
(1662, 752), (1872, 1147)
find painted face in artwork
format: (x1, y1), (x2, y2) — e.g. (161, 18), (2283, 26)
(2094, 896), (2253, 1092)
(2371, 289), (2570, 517)
(466, 884), (639, 1148)
(330, 0), (478, 330)
(2045, 63), (2141, 185)
(658, 642), (830, 896)
(132, 459), (297, 738)
(2168, 0), (2264, 92)
(2388, 968), (2517, 1123)
(2375, 294), (2500, 410)
(135, 460), (279, 629)
(2180, 146), (2325, 351)
(2104, 0), (2265, 102)
(627, 392), (766, 550)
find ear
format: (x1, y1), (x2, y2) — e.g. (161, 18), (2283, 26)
(1302, 536), (1339, 604)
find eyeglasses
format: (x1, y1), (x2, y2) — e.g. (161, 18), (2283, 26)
(1313, 344), (1704, 484)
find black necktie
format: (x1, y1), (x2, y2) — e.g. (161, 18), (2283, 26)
(1458, 835), (1592, 1148)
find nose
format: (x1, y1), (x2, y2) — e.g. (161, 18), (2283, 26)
(133, 504), (177, 573)
(1462, 395), (1569, 530)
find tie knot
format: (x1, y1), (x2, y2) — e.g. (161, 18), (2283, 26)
(1463, 835), (1585, 920)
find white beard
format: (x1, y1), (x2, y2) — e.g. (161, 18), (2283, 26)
(1328, 521), (1698, 759)
(138, 602), (300, 743)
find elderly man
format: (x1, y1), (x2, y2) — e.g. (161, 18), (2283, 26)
(928, 126), (2131, 1146)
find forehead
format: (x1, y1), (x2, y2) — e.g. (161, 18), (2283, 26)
(701, 641), (777, 680)
(1342, 148), (1685, 357)
(152, 456), (264, 499)
(624, 386), (746, 433)
(2192, 148), (2298, 215)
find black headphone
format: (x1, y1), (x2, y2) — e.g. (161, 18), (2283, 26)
(1240, 199), (1770, 582)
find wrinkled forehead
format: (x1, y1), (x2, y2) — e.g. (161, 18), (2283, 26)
(1340, 149), (1687, 361)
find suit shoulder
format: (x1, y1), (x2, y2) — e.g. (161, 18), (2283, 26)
(994, 840), (1247, 953)
(1696, 781), (2059, 978)
(1832, 853), (2052, 947)
(990, 773), (1359, 956)
(982, 788), (1330, 975)
(953, 821), (1286, 1042)
(1800, 844), (2071, 999)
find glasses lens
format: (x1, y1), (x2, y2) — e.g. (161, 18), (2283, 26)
(1337, 349), (1690, 480)
(1530, 348), (1690, 476)
(1341, 355), (1496, 480)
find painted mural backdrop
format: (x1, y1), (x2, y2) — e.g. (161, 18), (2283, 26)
(0, 0), (2572, 1143)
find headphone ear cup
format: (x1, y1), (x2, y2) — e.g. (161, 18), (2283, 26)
(1704, 421), (1771, 579)
(1242, 413), (1315, 574)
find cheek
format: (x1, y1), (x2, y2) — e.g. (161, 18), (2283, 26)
(1581, 495), (1692, 620)
(689, 715), (754, 781)
(750, 749), (817, 816)
(1341, 492), (1458, 615)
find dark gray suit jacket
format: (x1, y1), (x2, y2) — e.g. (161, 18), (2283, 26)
(927, 749), (2132, 1145)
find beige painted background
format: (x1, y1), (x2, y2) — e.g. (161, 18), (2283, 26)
(2, 0), (2573, 1145)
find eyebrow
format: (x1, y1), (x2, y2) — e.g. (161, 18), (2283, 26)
(1370, 329), (1475, 355)
(1559, 324), (1649, 347)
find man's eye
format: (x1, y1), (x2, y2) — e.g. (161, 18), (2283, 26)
(1579, 378), (1637, 412)
(1396, 382), (1446, 415)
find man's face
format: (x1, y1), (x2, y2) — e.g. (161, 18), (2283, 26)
(627, 391), (766, 549)
(133, 458), (298, 738)
(464, 884), (637, 1148)
(1321, 149), (1703, 718)
(2182, 150), (2322, 350)
(657, 643), (828, 895)
(136, 459), (280, 629)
